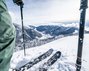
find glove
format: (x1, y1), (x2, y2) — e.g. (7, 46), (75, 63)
(13, 0), (24, 6)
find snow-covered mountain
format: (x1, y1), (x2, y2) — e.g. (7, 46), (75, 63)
(9, 34), (89, 71)
(14, 23), (89, 51)
(14, 24), (78, 42)
(36, 25), (78, 36)
(14, 22), (89, 41)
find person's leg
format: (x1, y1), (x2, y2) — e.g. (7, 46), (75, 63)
(0, 0), (16, 71)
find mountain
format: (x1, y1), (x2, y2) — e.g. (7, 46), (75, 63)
(14, 23), (79, 41)
(9, 34), (89, 71)
(36, 25), (78, 36)
(14, 24), (42, 42)
(14, 23), (89, 50)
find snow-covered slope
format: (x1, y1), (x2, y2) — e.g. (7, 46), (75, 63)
(9, 34), (89, 71)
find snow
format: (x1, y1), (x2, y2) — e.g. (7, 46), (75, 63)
(62, 23), (79, 28)
(39, 33), (53, 40)
(85, 26), (89, 31)
(9, 34), (89, 71)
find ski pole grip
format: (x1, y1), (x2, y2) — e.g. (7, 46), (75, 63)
(13, 0), (24, 6)
(80, 0), (88, 10)
(20, 3), (24, 8)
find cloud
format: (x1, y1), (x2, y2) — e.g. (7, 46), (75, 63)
(9, 11), (17, 22)
(7, 0), (89, 26)
(22, 0), (81, 25)
(9, 11), (21, 24)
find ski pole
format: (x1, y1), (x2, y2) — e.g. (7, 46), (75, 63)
(20, 3), (26, 56)
(76, 0), (88, 71)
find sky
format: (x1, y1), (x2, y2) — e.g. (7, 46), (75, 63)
(6, 0), (89, 26)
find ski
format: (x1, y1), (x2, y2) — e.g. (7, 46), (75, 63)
(39, 51), (61, 71)
(12, 48), (53, 71)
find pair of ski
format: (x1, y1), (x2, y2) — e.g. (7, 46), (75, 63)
(13, 48), (61, 71)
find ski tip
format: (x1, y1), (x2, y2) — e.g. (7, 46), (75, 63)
(55, 51), (61, 57)
(49, 48), (53, 51)
(56, 51), (61, 55)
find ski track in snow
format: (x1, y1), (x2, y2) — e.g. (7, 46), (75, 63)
(9, 34), (89, 71)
